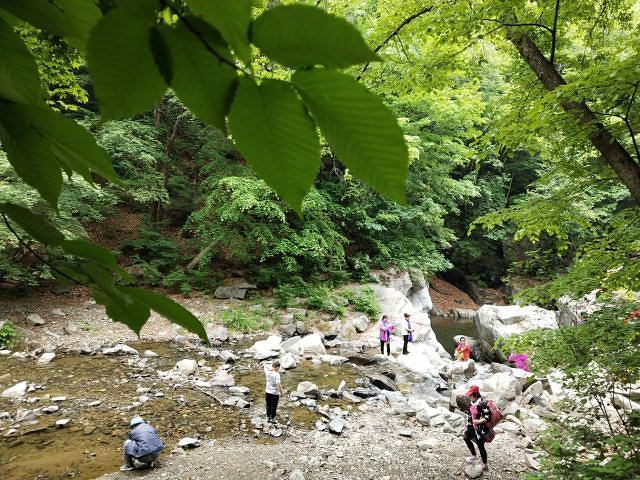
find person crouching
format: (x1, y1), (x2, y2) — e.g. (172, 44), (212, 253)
(121, 416), (164, 471)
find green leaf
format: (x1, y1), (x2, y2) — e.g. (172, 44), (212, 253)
(0, 203), (64, 246)
(0, 17), (43, 105)
(187, 0), (252, 64)
(0, 103), (119, 205)
(0, 0), (102, 51)
(61, 239), (117, 269)
(158, 19), (237, 131)
(92, 287), (150, 335)
(251, 5), (379, 69)
(124, 287), (208, 342)
(228, 77), (321, 213)
(87, 0), (167, 120)
(293, 69), (408, 204)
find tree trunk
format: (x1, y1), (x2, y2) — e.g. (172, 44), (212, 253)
(186, 239), (218, 271)
(506, 29), (640, 203)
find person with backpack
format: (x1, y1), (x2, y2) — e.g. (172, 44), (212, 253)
(120, 416), (164, 471)
(379, 314), (394, 356)
(463, 385), (495, 471)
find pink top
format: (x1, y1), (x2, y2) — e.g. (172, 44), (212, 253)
(379, 320), (394, 342)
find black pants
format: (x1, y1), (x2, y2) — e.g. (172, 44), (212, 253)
(464, 426), (487, 464)
(380, 340), (390, 355)
(265, 392), (279, 420)
(402, 335), (410, 354)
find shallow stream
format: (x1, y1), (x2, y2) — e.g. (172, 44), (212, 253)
(0, 341), (361, 480)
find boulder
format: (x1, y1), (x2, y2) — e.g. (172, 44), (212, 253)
(557, 290), (602, 326)
(175, 359), (198, 376)
(318, 321), (342, 340)
(295, 321), (308, 336)
(211, 370), (235, 387)
(251, 335), (282, 360)
(16, 409), (36, 422)
(37, 352), (56, 365)
(483, 372), (522, 401)
(464, 463), (484, 478)
(295, 333), (326, 356)
(474, 305), (557, 356)
(279, 323), (297, 338)
(366, 373), (398, 391)
(143, 350), (158, 357)
(442, 359), (477, 379)
(344, 313), (369, 333)
(280, 352), (298, 370)
(328, 416), (346, 434)
(297, 381), (319, 398)
(1, 381), (28, 399)
(376, 268), (413, 297)
(280, 313), (295, 325)
(453, 308), (476, 319)
(220, 350), (239, 363)
(26, 314), (44, 326)
(523, 381), (543, 397)
(214, 283), (256, 299)
(319, 354), (348, 366)
(63, 322), (78, 335)
(102, 344), (139, 356)
(207, 325), (229, 343)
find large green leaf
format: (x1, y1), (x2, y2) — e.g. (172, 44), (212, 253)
(293, 69), (408, 204)
(187, 0), (252, 64)
(0, 203), (64, 245)
(124, 287), (208, 342)
(87, 0), (166, 120)
(0, 0), (102, 51)
(0, 103), (118, 205)
(158, 20), (237, 131)
(62, 239), (131, 281)
(251, 5), (379, 69)
(228, 77), (321, 213)
(0, 17), (43, 105)
(92, 287), (150, 335)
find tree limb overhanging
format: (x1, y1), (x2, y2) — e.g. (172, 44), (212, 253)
(357, 5), (433, 80)
(506, 27), (640, 203)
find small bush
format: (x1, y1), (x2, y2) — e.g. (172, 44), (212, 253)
(344, 287), (380, 319)
(221, 309), (267, 332)
(0, 322), (18, 348)
(306, 285), (344, 316)
(274, 284), (298, 309)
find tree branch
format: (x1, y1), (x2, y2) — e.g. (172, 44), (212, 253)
(483, 18), (554, 34)
(550, 0), (560, 65)
(357, 5), (433, 81)
(1, 214), (79, 284)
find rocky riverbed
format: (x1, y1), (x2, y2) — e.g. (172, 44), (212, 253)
(0, 280), (559, 480)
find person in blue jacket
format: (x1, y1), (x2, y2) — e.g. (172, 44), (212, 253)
(120, 416), (164, 471)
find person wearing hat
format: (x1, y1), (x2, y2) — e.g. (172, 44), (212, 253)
(401, 312), (414, 355)
(120, 416), (164, 471)
(463, 385), (492, 471)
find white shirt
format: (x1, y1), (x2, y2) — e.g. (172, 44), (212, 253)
(402, 317), (413, 335)
(264, 365), (281, 395)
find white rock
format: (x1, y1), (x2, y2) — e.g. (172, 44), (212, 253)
(16, 409), (36, 422)
(102, 344), (139, 356)
(229, 386), (250, 395)
(56, 418), (71, 428)
(143, 350), (158, 357)
(294, 333), (326, 356)
(290, 468), (305, 480)
(1, 381), (28, 399)
(297, 381), (319, 398)
(175, 359), (198, 376)
(194, 380), (211, 388)
(418, 437), (438, 451)
(52, 397), (67, 404)
(177, 437), (201, 448)
(26, 314), (45, 326)
(474, 305), (556, 355)
(42, 405), (59, 414)
(523, 381), (543, 397)
(211, 370), (235, 387)
(319, 354), (348, 366)
(51, 309), (66, 316)
(0, 350), (11, 356)
(280, 352), (298, 370)
(464, 463), (484, 478)
(37, 352), (56, 365)
(328, 417), (346, 434)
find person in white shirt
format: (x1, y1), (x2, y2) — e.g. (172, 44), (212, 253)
(401, 312), (414, 355)
(264, 360), (283, 423)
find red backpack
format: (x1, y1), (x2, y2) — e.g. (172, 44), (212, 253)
(485, 400), (504, 430)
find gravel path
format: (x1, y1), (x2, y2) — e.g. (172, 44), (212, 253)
(99, 405), (530, 480)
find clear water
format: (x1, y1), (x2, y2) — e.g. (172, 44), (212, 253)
(429, 315), (478, 354)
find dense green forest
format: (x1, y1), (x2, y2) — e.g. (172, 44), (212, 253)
(0, 0), (638, 309)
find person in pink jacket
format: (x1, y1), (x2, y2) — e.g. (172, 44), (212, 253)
(379, 314), (394, 356)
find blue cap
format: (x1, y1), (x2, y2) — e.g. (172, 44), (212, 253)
(130, 416), (145, 427)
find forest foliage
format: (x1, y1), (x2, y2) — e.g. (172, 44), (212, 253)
(0, 0), (639, 329)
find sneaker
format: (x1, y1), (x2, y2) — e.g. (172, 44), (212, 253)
(482, 463), (488, 470)
(465, 456), (478, 464)
(269, 418), (277, 424)
(120, 465), (134, 471)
